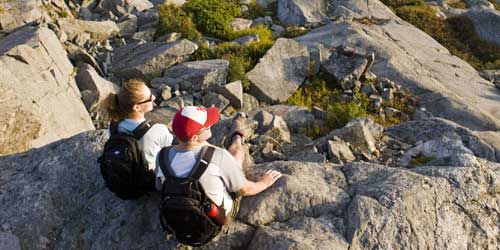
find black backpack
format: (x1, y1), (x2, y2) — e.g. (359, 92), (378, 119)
(158, 145), (223, 246)
(98, 120), (156, 200)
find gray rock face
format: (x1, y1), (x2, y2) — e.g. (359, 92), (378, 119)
(277, 0), (328, 26)
(0, 26), (94, 156)
(159, 59), (229, 91)
(259, 105), (316, 133)
(231, 18), (253, 31)
(111, 39), (198, 80)
(95, 0), (154, 17)
(345, 160), (500, 250)
(75, 63), (119, 112)
(0, 233), (20, 250)
(213, 80), (244, 109)
(0, 0), (43, 31)
(386, 118), (497, 162)
(321, 45), (370, 90)
(327, 0), (397, 19)
(238, 161), (351, 226)
(316, 118), (378, 159)
(465, 8), (500, 47)
(248, 215), (349, 250)
(254, 111), (291, 143)
(2, 128), (500, 249)
(58, 19), (120, 41)
(233, 34), (259, 45)
(295, 18), (500, 131)
(328, 137), (356, 164)
(247, 38), (310, 103)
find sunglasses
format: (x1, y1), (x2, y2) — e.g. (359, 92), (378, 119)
(136, 94), (153, 105)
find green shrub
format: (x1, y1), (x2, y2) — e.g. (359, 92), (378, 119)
(327, 101), (368, 128)
(183, 0), (241, 39)
(157, 4), (202, 42)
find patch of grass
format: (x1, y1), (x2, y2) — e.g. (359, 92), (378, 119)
(448, 0), (467, 9)
(383, 0), (500, 70)
(192, 25), (274, 91)
(183, 0), (241, 39)
(409, 154), (435, 167)
(157, 4), (202, 42)
(60, 10), (69, 18)
(287, 75), (416, 136)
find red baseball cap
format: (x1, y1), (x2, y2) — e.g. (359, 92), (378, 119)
(172, 106), (220, 140)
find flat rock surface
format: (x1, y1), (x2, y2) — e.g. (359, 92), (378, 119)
(0, 26), (94, 155)
(247, 38), (310, 103)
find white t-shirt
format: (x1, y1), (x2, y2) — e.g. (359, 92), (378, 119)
(155, 145), (247, 215)
(116, 119), (173, 171)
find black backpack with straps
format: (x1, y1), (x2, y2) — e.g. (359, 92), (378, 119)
(158, 145), (224, 246)
(98, 120), (156, 200)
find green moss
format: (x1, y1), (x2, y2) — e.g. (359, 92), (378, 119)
(409, 154), (435, 167)
(157, 4), (202, 42)
(192, 25), (274, 91)
(448, 0), (467, 9)
(183, 0), (241, 39)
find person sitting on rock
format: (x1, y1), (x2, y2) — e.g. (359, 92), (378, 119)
(102, 79), (173, 187)
(155, 105), (282, 224)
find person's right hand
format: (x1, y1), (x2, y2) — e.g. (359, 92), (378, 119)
(259, 170), (282, 187)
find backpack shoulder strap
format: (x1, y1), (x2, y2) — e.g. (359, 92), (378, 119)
(190, 146), (216, 180)
(109, 121), (120, 135)
(158, 146), (175, 179)
(132, 120), (156, 139)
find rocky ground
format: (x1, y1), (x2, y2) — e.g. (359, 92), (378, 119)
(0, 0), (499, 249)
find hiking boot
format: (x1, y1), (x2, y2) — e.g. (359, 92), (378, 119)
(223, 112), (256, 149)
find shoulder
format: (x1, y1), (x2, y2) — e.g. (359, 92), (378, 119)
(207, 145), (236, 163)
(146, 123), (172, 136)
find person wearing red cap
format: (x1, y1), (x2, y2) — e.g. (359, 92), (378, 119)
(155, 105), (282, 223)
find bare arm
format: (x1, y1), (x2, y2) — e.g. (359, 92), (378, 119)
(238, 170), (282, 196)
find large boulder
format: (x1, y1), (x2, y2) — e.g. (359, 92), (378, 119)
(344, 160), (500, 249)
(386, 118), (498, 162)
(75, 63), (119, 112)
(238, 161), (351, 226)
(248, 215), (349, 250)
(57, 19), (120, 41)
(95, 0), (154, 17)
(277, 0), (328, 26)
(156, 59), (229, 91)
(0, 129), (255, 250)
(464, 8), (500, 47)
(295, 7), (500, 131)
(0, 0), (43, 31)
(111, 39), (198, 80)
(0, 26), (94, 156)
(246, 38), (310, 103)
(2, 126), (500, 249)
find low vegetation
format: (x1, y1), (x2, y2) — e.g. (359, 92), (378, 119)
(382, 0), (500, 71)
(287, 74), (416, 138)
(409, 154), (435, 167)
(192, 25), (274, 90)
(157, 4), (202, 42)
